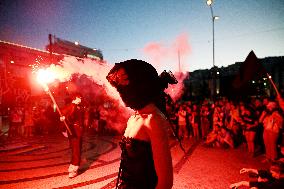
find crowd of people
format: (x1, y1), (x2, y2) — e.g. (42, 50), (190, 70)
(4, 98), (120, 139)
(167, 96), (284, 162)
(164, 95), (284, 188)
(6, 102), (60, 138)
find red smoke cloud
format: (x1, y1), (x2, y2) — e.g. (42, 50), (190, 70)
(143, 33), (191, 73)
(143, 33), (191, 101)
(33, 56), (131, 133)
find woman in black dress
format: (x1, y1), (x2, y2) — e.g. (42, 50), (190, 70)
(106, 59), (173, 189)
(238, 103), (258, 157)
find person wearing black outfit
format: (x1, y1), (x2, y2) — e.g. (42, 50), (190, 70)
(107, 59), (173, 189)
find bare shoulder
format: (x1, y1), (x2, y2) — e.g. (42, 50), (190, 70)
(144, 111), (170, 132)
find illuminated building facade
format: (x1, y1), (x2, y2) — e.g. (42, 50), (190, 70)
(46, 35), (103, 60)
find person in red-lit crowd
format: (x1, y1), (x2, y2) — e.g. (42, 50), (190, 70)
(204, 103), (234, 148)
(107, 59), (173, 189)
(230, 162), (284, 189)
(8, 106), (24, 138)
(277, 95), (284, 112)
(212, 105), (224, 129)
(228, 102), (243, 147)
(98, 105), (108, 134)
(88, 106), (100, 134)
(259, 100), (283, 162)
(185, 103), (193, 138)
(191, 104), (200, 140)
(60, 93), (88, 178)
(23, 106), (34, 137)
(238, 103), (259, 157)
(251, 98), (266, 155)
(200, 104), (211, 140)
(276, 95), (284, 155)
(177, 105), (188, 139)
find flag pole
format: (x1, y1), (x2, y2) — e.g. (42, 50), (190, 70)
(43, 84), (73, 136)
(266, 73), (280, 97)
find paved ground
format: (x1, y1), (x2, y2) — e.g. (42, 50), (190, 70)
(0, 134), (269, 189)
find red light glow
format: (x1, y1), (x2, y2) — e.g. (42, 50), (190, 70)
(36, 69), (56, 85)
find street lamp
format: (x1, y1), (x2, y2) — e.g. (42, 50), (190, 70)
(206, 0), (219, 67)
(206, 0), (219, 99)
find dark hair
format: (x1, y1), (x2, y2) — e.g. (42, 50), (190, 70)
(106, 59), (162, 110)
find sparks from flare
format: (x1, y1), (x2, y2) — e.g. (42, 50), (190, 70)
(34, 67), (73, 136)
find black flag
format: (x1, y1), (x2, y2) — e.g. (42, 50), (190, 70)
(230, 51), (266, 99)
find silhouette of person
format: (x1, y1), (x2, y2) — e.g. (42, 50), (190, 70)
(107, 59), (173, 189)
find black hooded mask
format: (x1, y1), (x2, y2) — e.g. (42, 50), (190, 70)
(106, 59), (162, 110)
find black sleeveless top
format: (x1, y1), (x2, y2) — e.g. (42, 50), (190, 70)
(116, 136), (158, 189)
(240, 112), (258, 132)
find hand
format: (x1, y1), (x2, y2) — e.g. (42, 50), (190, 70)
(230, 182), (241, 189)
(240, 168), (248, 174)
(240, 168), (257, 174)
(230, 181), (249, 188)
(62, 130), (68, 138)
(60, 116), (65, 122)
(72, 97), (81, 105)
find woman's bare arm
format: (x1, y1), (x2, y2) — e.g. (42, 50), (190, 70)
(146, 113), (173, 189)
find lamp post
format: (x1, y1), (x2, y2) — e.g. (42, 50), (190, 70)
(206, 0), (219, 99)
